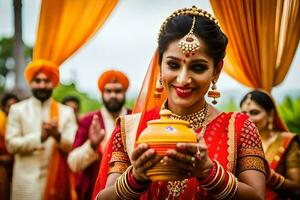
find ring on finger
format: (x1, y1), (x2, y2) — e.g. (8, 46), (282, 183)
(190, 156), (196, 167)
(195, 148), (201, 160)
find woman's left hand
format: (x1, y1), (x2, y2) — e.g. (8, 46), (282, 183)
(163, 134), (213, 179)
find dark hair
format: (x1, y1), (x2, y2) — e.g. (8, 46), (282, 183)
(62, 96), (80, 106)
(158, 15), (228, 68)
(1, 93), (20, 108)
(240, 90), (275, 112)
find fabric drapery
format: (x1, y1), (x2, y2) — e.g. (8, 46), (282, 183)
(31, 0), (118, 199)
(133, 49), (167, 113)
(33, 0), (118, 66)
(210, 0), (300, 92)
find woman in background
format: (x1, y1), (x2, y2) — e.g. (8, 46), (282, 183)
(240, 89), (300, 199)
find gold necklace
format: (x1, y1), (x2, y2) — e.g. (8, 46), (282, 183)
(163, 102), (209, 199)
(169, 103), (208, 131)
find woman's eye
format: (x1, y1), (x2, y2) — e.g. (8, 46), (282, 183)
(167, 61), (180, 69)
(249, 110), (260, 116)
(191, 64), (207, 72)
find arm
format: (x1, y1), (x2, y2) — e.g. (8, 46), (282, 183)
(67, 140), (99, 172)
(67, 114), (105, 172)
(268, 138), (300, 198)
(97, 143), (159, 200)
(5, 105), (42, 154)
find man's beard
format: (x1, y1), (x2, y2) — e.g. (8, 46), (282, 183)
(32, 88), (52, 102)
(103, 97), (125, 113)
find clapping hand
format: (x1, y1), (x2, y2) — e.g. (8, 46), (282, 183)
(88, 115), (105, 150)
(42, 120), (61, 142)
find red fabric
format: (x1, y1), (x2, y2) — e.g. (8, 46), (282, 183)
(80, 108), (131, 200)
(72, 111), (105, 200)
(92, 108), (253, 199)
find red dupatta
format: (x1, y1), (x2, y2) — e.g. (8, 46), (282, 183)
(44, 100), (77, 200)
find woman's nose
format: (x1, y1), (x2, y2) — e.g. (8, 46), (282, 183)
(176, 69), (191, 85)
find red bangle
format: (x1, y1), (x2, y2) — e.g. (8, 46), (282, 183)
(127, 167), (151, 192)
(198, 160), (217, 184)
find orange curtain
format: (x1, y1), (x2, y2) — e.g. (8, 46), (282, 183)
(210, 0), (300, 92)
(33, 0), (118, 66)
(133, 50), (167, 113)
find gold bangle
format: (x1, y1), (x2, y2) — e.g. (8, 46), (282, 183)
(215, 173), (233, 199)
(216, 173), (236, 199)
(115, 166), (141, 200)
(206, 164), (225, 191)
(201, 160), (221, 188)
(274, 174), (285, 190)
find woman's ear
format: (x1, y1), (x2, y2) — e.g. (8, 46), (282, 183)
(213, 60), (224, 80)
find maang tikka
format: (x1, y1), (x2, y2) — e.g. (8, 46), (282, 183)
(178, 16), (200, 55)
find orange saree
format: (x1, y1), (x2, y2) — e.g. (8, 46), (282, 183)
(92, 107), (266, 199)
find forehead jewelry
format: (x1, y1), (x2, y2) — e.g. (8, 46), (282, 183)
(245, 94), (252, 111)
(178, 16), (200, 56)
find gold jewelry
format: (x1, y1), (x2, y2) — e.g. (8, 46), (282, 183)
(166, 179), (188, 200)
(168, 103), (208, 131)
(154, 73), (164, 98)
(207, 80), (220, 105)
(178, 16), (200, 54)
(158, 6), (219, 42)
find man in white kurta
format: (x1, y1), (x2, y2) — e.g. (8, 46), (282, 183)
(5, 60), (77, 200)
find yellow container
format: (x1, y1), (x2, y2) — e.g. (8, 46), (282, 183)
(136, 109), (197, 181)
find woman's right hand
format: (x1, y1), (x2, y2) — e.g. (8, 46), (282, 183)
(131, 143), (161, 182)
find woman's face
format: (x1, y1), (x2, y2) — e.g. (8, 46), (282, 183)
(161, 37), (221, 114)
(241, 99), (270, 132)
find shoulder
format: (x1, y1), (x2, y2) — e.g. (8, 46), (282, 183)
(10, 98), (30, 111)
(58, 102), (74, 113)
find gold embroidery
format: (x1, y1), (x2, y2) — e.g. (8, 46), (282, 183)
(108, 162), (130, 174)
(110, 152), (130, 163)
(120, 116), (127, 152)
(227, 113), (237, 173)
(238, 148), (265, 158)
(237, 156), (266, 175)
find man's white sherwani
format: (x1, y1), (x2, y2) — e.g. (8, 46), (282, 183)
(6, 97), (77, 200)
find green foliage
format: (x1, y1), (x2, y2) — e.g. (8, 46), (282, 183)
(218, 97), (238, 112)
(0, 37), (33, 91)
(278, 97), (300, 134)
(52, 83), (101, 114)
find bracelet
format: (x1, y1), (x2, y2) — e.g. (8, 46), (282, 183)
(199, 160), (238, 199)
(115, 165), (150, 200)
(127, 166), (151, 192)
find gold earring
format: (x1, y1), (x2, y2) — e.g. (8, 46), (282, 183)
(268, 119), (274, 131)
(154, 74), (164, 98)
(208, 80), (220, 105)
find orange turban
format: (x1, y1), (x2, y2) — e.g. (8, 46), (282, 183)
(24, 59), (60, 87)
(98, 70), (129, 93)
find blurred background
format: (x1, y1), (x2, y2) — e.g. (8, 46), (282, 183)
(0, 0), (299, 132)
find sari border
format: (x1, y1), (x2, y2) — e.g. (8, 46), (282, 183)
(227, 112), (237, 173)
